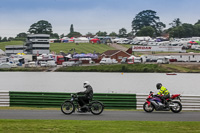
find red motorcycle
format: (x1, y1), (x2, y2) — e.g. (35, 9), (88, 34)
(143, 91), (182, 113)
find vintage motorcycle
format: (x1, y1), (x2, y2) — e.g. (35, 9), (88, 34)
(143, 91), (182, 113)
(61, 94), (104, 115)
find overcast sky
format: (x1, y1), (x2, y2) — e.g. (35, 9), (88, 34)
(0, 0), (199, 38)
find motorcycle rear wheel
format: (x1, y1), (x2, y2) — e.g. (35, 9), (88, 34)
(170, 101), (182, 113)
(143, 102), (154, 113)
(61, 101), (75, 115)
(90, 101), (104, 115)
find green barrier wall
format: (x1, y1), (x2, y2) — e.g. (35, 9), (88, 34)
(9, 91), (136, 109)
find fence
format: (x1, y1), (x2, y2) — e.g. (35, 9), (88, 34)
(9, 91), (136, 109)
(136, 94), (200, 110)
(0, 90), (9, 107)
(1, 91), (200, 110)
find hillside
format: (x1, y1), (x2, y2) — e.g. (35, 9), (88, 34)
(0, 41), (24, 51)
(0, 41), (116, 54)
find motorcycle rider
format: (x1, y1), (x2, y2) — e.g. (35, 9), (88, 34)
(77, 81), (93, 111)
(156, 83), (170, 107)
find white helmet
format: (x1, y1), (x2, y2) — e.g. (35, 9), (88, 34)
(83, 81), (90, 88)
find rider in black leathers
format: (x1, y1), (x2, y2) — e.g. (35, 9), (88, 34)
(77, 81), (93, 110)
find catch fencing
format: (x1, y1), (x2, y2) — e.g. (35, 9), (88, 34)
(136, 94), (200, 110)
(1, 91), (200, 110)
(0, 90), (9, 107)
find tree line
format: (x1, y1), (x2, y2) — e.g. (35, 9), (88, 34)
(1, 9), (200, 42)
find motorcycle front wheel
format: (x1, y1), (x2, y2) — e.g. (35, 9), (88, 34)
(61, 101), (75, 115)
(143, 102), (154, 113)
(90, 101), (104, 115)
(170, 101), (182, 113)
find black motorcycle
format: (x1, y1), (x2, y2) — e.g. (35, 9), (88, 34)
(61, 94), (104, 115)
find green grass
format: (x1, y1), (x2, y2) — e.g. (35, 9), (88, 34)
(0, 119), (199, 133)
(57, 64), (200, 73)
(57, 64), (168, 72)
(50, 42), (115, 54)
(0, 41), (115, 54)
(0, 67), (46, 72)
(0, 41), (24, 51)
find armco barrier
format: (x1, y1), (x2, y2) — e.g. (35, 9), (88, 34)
(0, 90), (9, 107)
(9, 91), (136, 109)
(136, 94), (200, 110)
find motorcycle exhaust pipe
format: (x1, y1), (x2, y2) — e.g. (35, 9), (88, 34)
(169, 104), (177, 107)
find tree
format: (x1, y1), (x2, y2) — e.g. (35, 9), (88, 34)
(109, 32), (118, 37)
(132, 10), (165, 36)
(195, 20), (200, 25)
(8, 37), (14, 41)
(136, 26), (155, 37)
(119, 28), (127, 37)
(14, 32), (27, 41)
(194, 24), (200, 36)
(16, 32), (27, 38)
(50, 33), (59, 39)
(2, 37), (7, 42)
(28, 20), (52, 34)
(60, 34), (65, 39)
(67, 32), (82, 38)
(169, 18), (182, 27)
(96, 31), (107, 36)
(182, 23), (194, 37)
(70, 24), (74, 33)
(169, 23), (194, 38)
(85, 32), (94, 38)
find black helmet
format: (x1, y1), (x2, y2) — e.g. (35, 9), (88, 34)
(156, 83), (162, 90)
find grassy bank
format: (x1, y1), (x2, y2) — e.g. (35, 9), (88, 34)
(0, 41), (115, 54)
(0, 67), (46, 72)
(0, 41), (24, 51)
(56, 64), (200, 73)
(0, 64), (200, 73)
(57, 64), (167, 72)
(0, 119), (199, 133)
(50, 42), (115, 54)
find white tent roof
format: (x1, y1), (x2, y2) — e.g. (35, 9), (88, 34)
(75, 37), (89, 41)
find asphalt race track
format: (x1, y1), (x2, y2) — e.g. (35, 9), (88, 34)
(0, 110), (200, 121)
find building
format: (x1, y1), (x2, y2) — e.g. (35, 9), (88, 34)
(5, 45), (26, 56)
(25, 34), (50, 55)
(5, 34), (50, 56)
(151, 53), (200, 62)
(101, 50), (131, 62)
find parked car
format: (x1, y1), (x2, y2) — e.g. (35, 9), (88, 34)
(62, 59), (81, 67)
(0, 63), (12, 68)
(40, 61), (47, 67)
(157, 57), (169, 64)
(28, 61), (37, 67)
(100, 58), (118, 64)
(46, 60), (57, 67)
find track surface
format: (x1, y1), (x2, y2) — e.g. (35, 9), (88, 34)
(0, 110), (200, 121)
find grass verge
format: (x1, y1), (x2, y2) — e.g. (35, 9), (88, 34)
(56, 64), (168, 72)
(0, 119), (200, 133)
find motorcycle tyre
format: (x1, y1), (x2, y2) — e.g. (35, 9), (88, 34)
(90, 101), (104, 115)
(61, 101), (75, 115)
(170, 101), (182, 113)
(143, 102), (154, 113)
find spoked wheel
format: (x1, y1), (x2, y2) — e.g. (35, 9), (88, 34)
(61, 101), (75, 115)
(90, 102), (104, 115)
(170, 101), (182, 113)
(143, 102), (154, 113)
